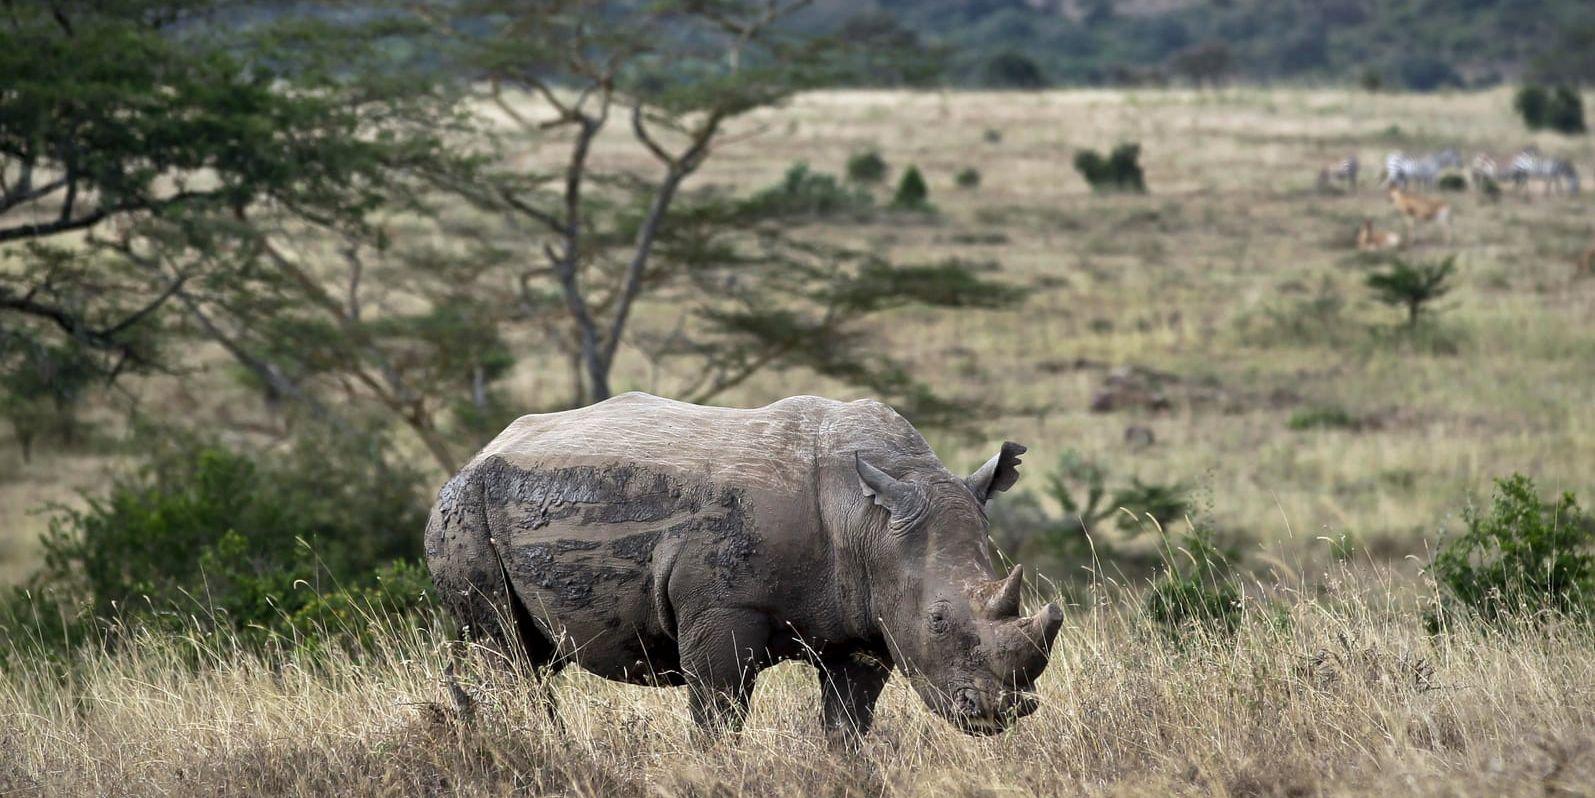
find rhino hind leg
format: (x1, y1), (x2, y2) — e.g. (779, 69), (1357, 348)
(678, 607), (772, 736)
(818, 653), (892, 749)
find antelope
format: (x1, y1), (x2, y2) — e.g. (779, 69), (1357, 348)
(1579, 242), (1595, 277)
(1388, 186), (1452, 244)
(1356, 218), (1402, 251)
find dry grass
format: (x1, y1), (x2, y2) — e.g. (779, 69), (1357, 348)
(3, 570), (1593, 796)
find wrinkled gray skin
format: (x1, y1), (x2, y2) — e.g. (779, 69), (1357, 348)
(425, 392), (1063, 743)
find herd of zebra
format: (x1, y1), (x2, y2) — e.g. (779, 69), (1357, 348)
(1319, 147), (1581, 195)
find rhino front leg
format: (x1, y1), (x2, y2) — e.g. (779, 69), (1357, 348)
(818, 654), (891, 749)
(679, 608), (771, 737)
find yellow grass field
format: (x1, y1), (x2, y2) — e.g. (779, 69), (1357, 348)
(3, 87), (1594, 795)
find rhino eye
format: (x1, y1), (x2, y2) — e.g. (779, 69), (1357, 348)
(927, 604), (951, 635)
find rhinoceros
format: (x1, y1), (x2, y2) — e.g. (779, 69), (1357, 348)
(425, 392), (1063, 741)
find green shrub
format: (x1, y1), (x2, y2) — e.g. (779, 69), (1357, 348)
(743, 162), (873, 218)
(845, 150), (888, 184)
(1517, 84), (1587, 134)
(891, 165), (932, 210)
(1547, 86), (1587, 135)
(1145, 526), (1243, 638)
(1287, 405), (1361, 431)
(1516, 85), (1551, 129)
(5, 428), (432, 655)
(0, 337), (98, 462)
(1437, 174), (1467, 192)
(983, 51), (1047, 89)
(1431, 474), (1594, 626)
(1073, 143), (1147, 193)
(1365, 256), (1454, 328)
(955, 167), (981, 189)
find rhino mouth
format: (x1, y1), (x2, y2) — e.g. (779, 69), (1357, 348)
(937, 685), (1040, 736)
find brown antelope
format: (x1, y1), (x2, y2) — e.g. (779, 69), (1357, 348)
(1356, 218), (1401, 251)
(1579, 242), (1595, 277)
(1388, 186), (1452, 244)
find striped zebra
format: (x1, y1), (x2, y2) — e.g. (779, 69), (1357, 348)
(1509, 148), (1580, 195)
(1317, 154), (1360, 191)
(1382, 149), (1462, 189)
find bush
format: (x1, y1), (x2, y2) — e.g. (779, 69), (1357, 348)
(845, 150), (888, 184)
(891, 165), (932, 210)
(1517, 84), (1587, 134)
(1437, 174), (1468, 192)
(4, 428), (433, 655)
(1515, 85), (1551, 129)
(955, 167), (981, 189)
(1145, 526), (1243, 638)
(1287, 405), (1361, 431)
(1431, 474), (1594, 625)
(1073, 143), (1147, 193)
(983, 51), (1047, 89)
(743, 162), (873, 218)
(1547, 86), (1587, 134)
(1365, 256), (1454, 328)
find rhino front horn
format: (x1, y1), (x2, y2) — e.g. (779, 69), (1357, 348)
(987, 565), (1024, 618)
(1028, 602), (1065, 650)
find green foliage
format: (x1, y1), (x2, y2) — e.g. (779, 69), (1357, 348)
(4, 429), (432, 656)
(891, 165), (932, 210)
(1517, 84), (1587, 133)
(1365, 256), (1455, 328)
(742, 163), (874, 219)
(1431, 474), (1595, 625)
(987, 450), (1192, 571)
(955, 167), (982, 189)
(1516, 85), (1552, 129)
(983, 51), (1048, 89)
(1145, 526), (1244, 638)
(1074, 144), (1147, 193)
(1437, 174), (1468, 192)
(1287, 405), (1361, 432)
(1359, 68), (1385, 92)
(0, 336), (99, 461)
(845, 150), (889, 184)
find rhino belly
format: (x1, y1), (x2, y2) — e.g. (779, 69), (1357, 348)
(476, 456), (760, 685)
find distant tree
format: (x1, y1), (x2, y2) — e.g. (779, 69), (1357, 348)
(1168, 42), (1232, 87)
(1366, 256), (1455, 328)
(1082, 0), (1115, 27)
(846, 150), (890, 184)
(983, 51), (1048, 89)
(1547, 87), (1588, 134)
(1516, 84), (1585, 133)
(1074, 143), (1147, 193)
(1517, 85), (1553, 130)
(1359, 68), (1385, 93)
(1397, 54), (1462, 92)
(892, 166), (932, 210)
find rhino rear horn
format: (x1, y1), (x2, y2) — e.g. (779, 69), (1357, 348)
(986, 564), (1024, 618)
(966, 441), (1026, 504)
(856, 453), (923, 522)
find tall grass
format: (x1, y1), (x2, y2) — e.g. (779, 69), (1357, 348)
(4, 568), (1591, 796)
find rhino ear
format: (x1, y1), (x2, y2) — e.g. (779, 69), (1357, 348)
(966, 441), (1027, 504)
(856, 453), (923, 522)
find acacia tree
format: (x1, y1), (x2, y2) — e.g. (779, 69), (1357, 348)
(0, 1), (507, 470)
(414, 0), (1006, 418)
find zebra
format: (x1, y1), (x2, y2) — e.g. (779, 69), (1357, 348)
(1508, 148), (1580, 195)
(1317, 154), (1360, 192)
(1382, 149), (1462, 189)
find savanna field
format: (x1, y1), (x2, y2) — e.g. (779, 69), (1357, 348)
(4, 87), (1595, 795)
